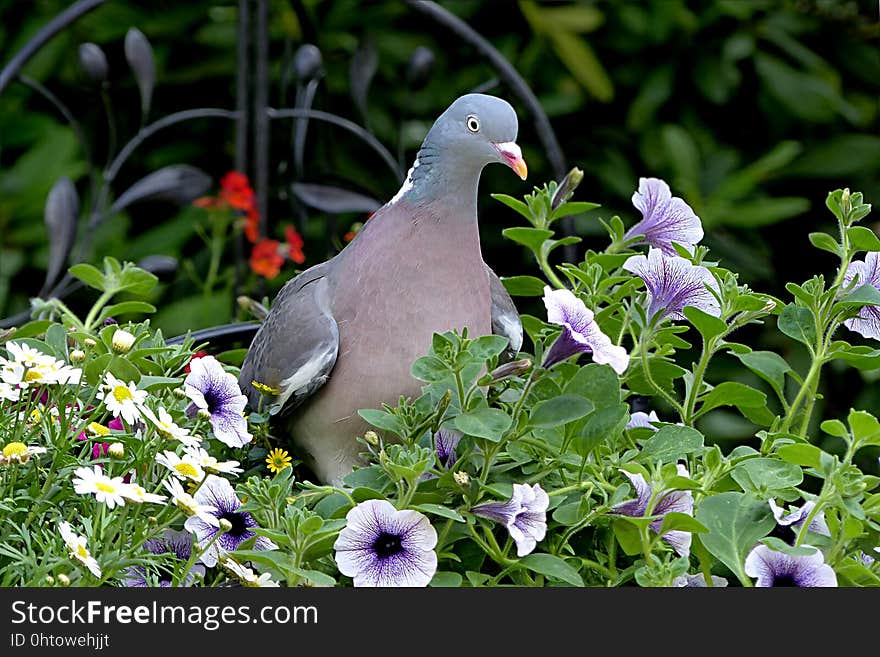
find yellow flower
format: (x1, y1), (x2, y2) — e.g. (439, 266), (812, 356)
(266, 448), (292, 474)
(251, 380), (281, 395)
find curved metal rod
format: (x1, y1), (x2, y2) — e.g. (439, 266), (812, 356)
(165, 321), (259, 347)
(105, 108), (240, 184)
(267, 108), (404, 181)
(0, 0), (107, 96)
(406, 0), (566, 179)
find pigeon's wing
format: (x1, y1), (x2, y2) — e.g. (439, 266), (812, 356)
(485, 263), (523, 362)
(238, 261), (338, 416)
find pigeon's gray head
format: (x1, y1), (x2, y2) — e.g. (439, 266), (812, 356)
(418, 93), (528, 181)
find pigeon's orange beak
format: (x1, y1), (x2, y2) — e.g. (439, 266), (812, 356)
(493, 141), (528, 180)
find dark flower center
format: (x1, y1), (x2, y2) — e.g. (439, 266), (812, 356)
(202, 387), (221, 414)
(220, 511), (250, 537)
(372, 532), (404, 558)
(771, 573), (798, 587)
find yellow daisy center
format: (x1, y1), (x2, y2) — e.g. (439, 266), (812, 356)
(2, 442), (27, 458)
(88, 422), (110, 436)
(95, 482), (116, 493)
(29, 409), (43, 423)
(174, 463), (199, 478)
(112, 385), (133, 403)
(24, 369), (43, 382)
(76, 545), (90, 560)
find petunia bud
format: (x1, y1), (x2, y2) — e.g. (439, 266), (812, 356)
(57, 573), (71, 586)
(762, 300), (777, 313)
(551, 167), (584, 210)
(364, 430), (379, 446)
(219, 518), (233, 533)
(487, 358), (532, 383)
(70, 349), (86, 364)
(237, 295), (269, 321)
(78, 42), (108, 82)
(103, 317), (118, 326)
(108, 443), (125, 459)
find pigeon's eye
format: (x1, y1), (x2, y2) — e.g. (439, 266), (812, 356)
(466, 115), (480, 133)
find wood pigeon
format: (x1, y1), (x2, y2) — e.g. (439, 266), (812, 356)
(239, 93), (527, 485)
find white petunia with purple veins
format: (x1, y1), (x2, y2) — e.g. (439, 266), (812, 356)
(121, 529), (205, 587)
(333, 499), (438, 587)
(623, 248), (721, 322)
(627, 410), (661, 431)
(624, 177), (704, 256)
(842, 252), (880, 340)
(744, 544), (837, 587)
(541, 286), (629, 374)
(769, 499), (831, 538)
(672, 573), (728, 587)
(471, 483), (549, 557)
(610, 465), (694, 557)
(184, 355), (252, 448)
(183, 475), (277, 567)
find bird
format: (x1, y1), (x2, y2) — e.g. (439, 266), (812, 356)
(238, 93), (527, 486)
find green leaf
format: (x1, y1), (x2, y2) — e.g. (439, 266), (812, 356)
(847, 225), (880, 252)
(490, 193), (531, 220)
(563, 363), (621, 409)
(548, 30), (613, 102)
(820, 418), (849, 438)
(454, 408), (512, 442)
(848, 409), (880, 444)
(683, 306), (727, 342)
(776, 443), (823, 469)
(518, 553), (583, 587)
(99, 301), (156, 321)
(288, 567), (336, 587)
(759, 537), (819, 557)
(838, 284), (880, 308)
(639, 425), (705, 464)
(731, 458), (803, 494)
(69, 263), (106, 291)
(467, 335), (509, 360)
(733, 350), (791, 399)
(549, 201), (599, 222)
(357, 409), (405, 436)
(612, 519), (644, 556)
(777, 304), (816, 347)
(502, 227), (554, 254)
(574, 404), (629, 457)
(429, 572), (463, 587)
(411, 356), (450, 383)
(116, 265), (159, 295)
(698, 381), (767, 415)
(529, 394), (593, 428)
(105, 355), (141, 383)
(412, 504), (465, 523)
(808, 232), (841, 256)
(696, 492), (775, 584)
(501, 275), (546, 297)
(658, 512), (709, 535)
(138, 376), (182, 391)
(5, 320), (52, 340)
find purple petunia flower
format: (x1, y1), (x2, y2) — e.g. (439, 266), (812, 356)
(610, 465), (694, 557)
(627, 410), (660, 431)
(121, 529), (205, 587)
(624, 178), (704, 256)
(184, 355), (252, 448)
(842, 252), (880, 340)
(434, 428), (461, 469)
(333, 499), (438, 587)
(471, 483), (549, 557)
(541, 286), (630, 374)
(184, 475), (277, 567)
(744, 544), (837, 587)
(769, 499), (831, 538)
(623, 248), (720, 322)
(672, 573), (728, 588)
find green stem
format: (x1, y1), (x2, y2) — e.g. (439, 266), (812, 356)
(683, 337), (715, 425)
(638, 334), (685, 419)
(83, 289), (115, 331)
(780, 354), (825, 434)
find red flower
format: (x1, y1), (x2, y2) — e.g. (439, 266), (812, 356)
(285, 225), (306, 264)
(220, 171), (255, 211)
(244, 206), (260, 244)
(185, 350), (209, 374)
(250, 239), (284, 279)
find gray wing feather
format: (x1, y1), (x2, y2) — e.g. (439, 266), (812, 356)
(485, 264), (523, 362)
(239, 262), (338, 416)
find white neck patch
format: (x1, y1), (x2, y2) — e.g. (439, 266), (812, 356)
(388, 157), (420, 206)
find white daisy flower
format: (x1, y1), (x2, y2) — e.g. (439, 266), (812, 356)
(184, 446), (243, 475)
(58, 520), (101, 578)
(156, 450), (205, 482)
(96, 373), (147, 424)
(142, 406), (199, 447)
(162, 477), (219, 527)
(0, 381), (20, 402)
(72, 465), (129, 509)
(222, 558), (280, 587)
(120, 479), (167, 505)
(0, 442), (47, 465)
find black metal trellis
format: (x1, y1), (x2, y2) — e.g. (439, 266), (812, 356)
(0, 0), (569, 347)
